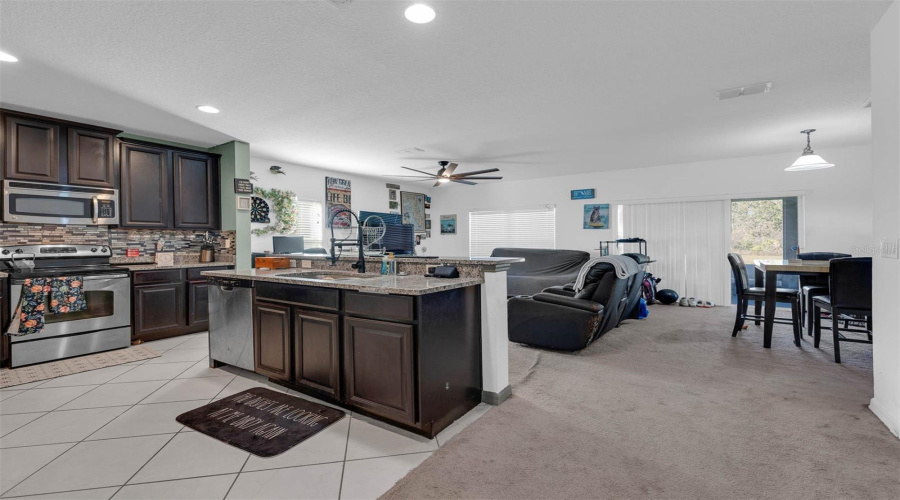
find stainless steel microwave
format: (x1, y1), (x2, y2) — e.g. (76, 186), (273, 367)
(2, 180), (119, 225)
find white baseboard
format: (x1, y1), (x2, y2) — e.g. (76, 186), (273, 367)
(869, 397), (900, 438)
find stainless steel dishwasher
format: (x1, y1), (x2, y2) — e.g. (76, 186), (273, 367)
(208, 277), (255, 371)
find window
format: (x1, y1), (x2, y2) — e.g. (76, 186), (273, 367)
(292, 199), (324, 249)
(469, 205), (556, 257)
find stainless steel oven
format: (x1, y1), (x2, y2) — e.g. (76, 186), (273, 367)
(2, 245), (131, 367)
(3, 180), (119, 225)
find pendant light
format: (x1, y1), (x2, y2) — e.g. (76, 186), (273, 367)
(786, 129), (835, 171)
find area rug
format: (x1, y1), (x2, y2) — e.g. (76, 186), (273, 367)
(0, 345), (160, 388)
(382, 306), (899, 500)
(177, 387), (345, 457)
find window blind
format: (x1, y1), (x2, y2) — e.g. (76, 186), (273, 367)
(469, 206), (556, 257)
(292, 199), (323, 249)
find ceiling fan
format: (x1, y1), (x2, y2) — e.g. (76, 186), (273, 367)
(393, 161), (503, 187)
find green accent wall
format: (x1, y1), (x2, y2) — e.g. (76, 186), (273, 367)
(210, 141), (251, 269)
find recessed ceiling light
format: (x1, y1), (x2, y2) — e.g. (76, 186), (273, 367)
(196, 105), (220, 114)
(405, 4), (435, 24)
(0, 51), (19, 63)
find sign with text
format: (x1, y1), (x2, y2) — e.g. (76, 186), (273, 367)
(571, 189), (595, 200)
(326, 177), (352, 228)
(234, 179), (254, 194)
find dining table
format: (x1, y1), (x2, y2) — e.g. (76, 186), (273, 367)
(754, 259), (830, 348)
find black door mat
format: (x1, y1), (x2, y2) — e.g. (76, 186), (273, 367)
(176, 387), (346, 457)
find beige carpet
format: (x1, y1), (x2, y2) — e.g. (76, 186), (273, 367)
(382, 305), (899, 500)
(0, 345), (159, 388)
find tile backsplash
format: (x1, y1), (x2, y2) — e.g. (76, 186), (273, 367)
(0, 223), (234, 260)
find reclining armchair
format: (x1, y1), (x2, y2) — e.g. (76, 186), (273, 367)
(507, 262), (629, 351)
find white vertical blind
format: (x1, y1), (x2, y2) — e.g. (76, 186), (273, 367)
(292, 199), (323, 249)
(469, 205), (556, 258)
(618, 200), (732, 304)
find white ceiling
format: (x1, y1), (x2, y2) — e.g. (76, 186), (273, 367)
(0, 0), (889, 182)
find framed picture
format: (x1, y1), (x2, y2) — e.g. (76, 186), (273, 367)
(583, 204), (610, 229)
(425, 231), (431, 238)
(440, 214), (457, 234)
(389, 201), (399, 210)
(415, 234), (422, 245)
(400, 191), (426, 232)
(425, 219), (432, 230)
(424, 195), (432, 209)
(571, 188), (595, 200)
(325, 177), (352, 227)
(237, 196), (252, 211)
(389, 189), (397, 201)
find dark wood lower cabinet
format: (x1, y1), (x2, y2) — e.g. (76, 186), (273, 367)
(253, 301), (292, 381)
(343, 317), (416, 425)
(133, 282), (185, 341)
(188, 282), (209, 327)
(294, 309), (341, 399)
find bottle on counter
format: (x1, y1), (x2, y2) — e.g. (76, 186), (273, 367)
(381, 254), (388, 275)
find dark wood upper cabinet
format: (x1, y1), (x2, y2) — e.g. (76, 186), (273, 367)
(294, 309), (341, 399)
(120, 142), (172, 228)
(254, 301), (292, 381)
(3, 113), (61, 183)
(67, 127), (117, 188)
(173, 151), (219, 229)
(343, 317), (416, 425)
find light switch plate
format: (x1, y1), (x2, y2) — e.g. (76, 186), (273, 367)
(881, 238), (899, 259)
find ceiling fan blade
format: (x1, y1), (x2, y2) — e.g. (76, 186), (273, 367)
(451, 179), (477, 185)
(401, 166), (438, 177)
(433, 181), (443, 188)
(458, 176), (503, 180)
(453, 168), (500, 177)
(444, 162), (459, 176)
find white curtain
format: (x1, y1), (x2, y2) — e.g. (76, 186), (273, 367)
(619, 200), (732, 305)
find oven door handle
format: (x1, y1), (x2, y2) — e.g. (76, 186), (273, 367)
(83, 274), (129, 281)
(91, 197), (99, 224)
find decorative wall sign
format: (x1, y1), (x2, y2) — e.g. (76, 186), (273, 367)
(571, 189), (595, 200)
(440, 214), (457, 234)
(234, 179), (254, 194)
(400, 191), (426, 232)
(252, 188), (298, 236)
(386, 183), (401, 190)
(325, 177), (352, 228)
(583, 204), (610, 229)
(237, 196), (252, 211)
(251, 196), (270, 223)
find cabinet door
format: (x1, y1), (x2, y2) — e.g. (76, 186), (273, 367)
(120, 142), (172, 228)
(343, 317), (415, 424)
(3, 114), (60, 182)
(133, 282), (185, 340)
(294, 309), (340, 399)
(188, 282), (209, 327)
(253, 301), (291, 381)
(67, 127), (117, 188)
(173, 151), (219, 229)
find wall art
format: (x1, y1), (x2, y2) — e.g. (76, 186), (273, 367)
(440, 214), (457, 234)
(325, 177), (352, 227)
(401, 191), (426, 232)
(583, 204), (610, 229)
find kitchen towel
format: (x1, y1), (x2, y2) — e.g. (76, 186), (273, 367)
(50, 277), (86, 314)
(7, 278), (50, 337)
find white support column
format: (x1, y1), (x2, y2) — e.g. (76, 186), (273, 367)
(480, 267), (511, 405)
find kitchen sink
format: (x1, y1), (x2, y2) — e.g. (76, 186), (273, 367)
(279, 272), (383, 281)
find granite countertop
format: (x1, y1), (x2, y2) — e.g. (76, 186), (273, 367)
(201, 268), (484, 296)
(288, 255), (524, 265)
(112, 261), (236, 271)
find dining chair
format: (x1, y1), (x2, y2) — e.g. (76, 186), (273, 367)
(797, 252), (851, 336)
(727, 253), (801, 345)
(813, 257), (873, 363)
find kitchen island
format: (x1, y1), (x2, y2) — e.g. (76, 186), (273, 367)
(202, 266), (507, 438)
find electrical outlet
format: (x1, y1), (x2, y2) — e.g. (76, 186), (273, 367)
(301, 260), (312, 269)
(881, 238), (899, 259)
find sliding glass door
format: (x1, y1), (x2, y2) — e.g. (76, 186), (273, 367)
(730, 197), (799, 303)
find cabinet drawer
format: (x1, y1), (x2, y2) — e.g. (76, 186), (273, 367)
(187, 266), (231, 281)
(344, 292), (414, 322)
(132, 269), (184, 285)
(255, 282), (339, 311)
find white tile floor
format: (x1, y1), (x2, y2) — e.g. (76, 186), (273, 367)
(0, 332), (492, 499)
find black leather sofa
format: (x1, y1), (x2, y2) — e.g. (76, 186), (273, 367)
(490, 248), (591, 297)
(507, 260), (630, 351)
